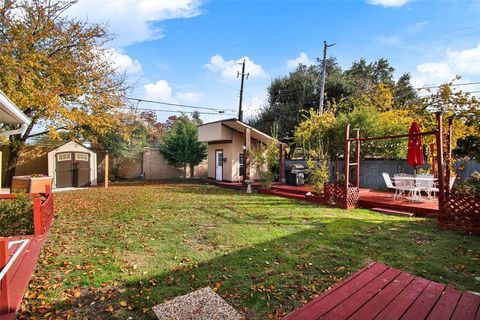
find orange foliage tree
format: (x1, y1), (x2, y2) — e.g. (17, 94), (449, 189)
(0, 0), (129, 186)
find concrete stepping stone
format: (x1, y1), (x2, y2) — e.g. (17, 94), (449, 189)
(152, 287), (242, 320)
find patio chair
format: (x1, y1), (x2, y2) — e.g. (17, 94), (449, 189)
(393, 175), (420, 200)
(423, 175), (456, 199)
(382, 173), (397, 198)
(416, 174), (435, 199)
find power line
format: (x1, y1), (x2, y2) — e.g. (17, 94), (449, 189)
(125, 97), (235, 112)
(417, 81), (480, 89)
(130, 106), (236, 116)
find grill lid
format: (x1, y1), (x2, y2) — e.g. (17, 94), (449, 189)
(289, 164), (305, 170)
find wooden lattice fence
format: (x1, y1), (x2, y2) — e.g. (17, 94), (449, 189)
(438, 191), (480, 234)
(323, 183), (359, 209)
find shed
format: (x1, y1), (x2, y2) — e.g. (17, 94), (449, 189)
(198, 118), (285, 183)
(48, 141), (97, 188)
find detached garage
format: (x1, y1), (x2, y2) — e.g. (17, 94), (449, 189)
(48, 141), (97, 188)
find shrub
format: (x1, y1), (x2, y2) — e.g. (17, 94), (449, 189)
(249, 140), (279, 190)
(306, 159), (329, 194)
(454, 171), (480, 194)
(0, 193), (34, 236)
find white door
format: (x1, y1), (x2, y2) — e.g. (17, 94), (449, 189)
(215, 150), (223, 181)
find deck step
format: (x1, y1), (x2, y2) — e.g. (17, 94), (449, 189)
(371, 207), (415, 217)
(270, 186), (311, 196)
(270, 190), (307, 201)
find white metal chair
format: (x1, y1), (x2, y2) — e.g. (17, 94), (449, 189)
(427, 175), (456, 199)
(382, 173), (397, 198)
(393, 175), (420, 201)
(416, 174), (435, 199)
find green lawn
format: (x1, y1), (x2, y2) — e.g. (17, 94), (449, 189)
(21, 182), (480, 319)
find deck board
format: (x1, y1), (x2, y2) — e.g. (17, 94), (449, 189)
(284, 262), (477, 320)
(0, 235), (46, 320)
(400, 281), (445, 320)
(451, 291), (480, 320)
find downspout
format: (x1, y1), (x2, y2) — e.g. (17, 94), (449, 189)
(0, 123), (28, 137)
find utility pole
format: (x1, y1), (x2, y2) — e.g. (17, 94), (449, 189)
(318, 41), (335, 113)
(237, 59), (249, 121)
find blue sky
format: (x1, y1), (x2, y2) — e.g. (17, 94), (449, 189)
(68, 0), (480, 122)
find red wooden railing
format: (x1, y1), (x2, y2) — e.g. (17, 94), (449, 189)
(0, 239), (9, 314)
(33, 186), (54, 236)
(0, 185), (54, 318)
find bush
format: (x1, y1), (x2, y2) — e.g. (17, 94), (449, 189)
(0, 193), (34, 236)
(454, 171), (480, 194)
(249, 140), (279, 190)
(306, 159), (329, 194)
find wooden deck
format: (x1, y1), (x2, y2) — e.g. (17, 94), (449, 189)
(358, 189), (439, 217)
(284, 261), (480, 320)
(0, 235), (47, 320)
(262, 184), (438, 217)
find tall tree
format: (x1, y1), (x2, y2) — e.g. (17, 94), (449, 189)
(251, 57), (417, 154)
(159, 115), (207, 177)
(0, 0), (127, 186)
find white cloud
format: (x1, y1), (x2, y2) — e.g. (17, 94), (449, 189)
(286, 52), (314, 69)
(67, 0), (203, 47)
(204, 55), (269, 81)
(367, 0), (409, 7)
(143, 80), (204, 105)
(412, 44), (480, 88)
(144, 80), (174, 101)
(104, 48), (143, 77)
(175, 91), (204, 104)
(243, 96), (264, 119)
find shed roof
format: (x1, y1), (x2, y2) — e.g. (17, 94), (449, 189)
(199, 118), (283, 145)
(48, 141), (94, 155)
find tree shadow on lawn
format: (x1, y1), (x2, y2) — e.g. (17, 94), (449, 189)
(30, 216), (480, 320)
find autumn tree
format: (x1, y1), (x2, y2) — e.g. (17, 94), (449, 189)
(250, 57), (418, 151)
(0, 0), (128, 186)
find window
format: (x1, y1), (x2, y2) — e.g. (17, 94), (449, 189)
(57, 153), (71, 161)
(75, 153), (89, 161)
(217, 152), (223, 166)
(238, 153), (244, 176)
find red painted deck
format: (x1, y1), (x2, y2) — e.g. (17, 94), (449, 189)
(262, 184), (439, 217)
(284, 261), (480, 320)
(0, 235), (47, 320)
(358, 189), (439, 217)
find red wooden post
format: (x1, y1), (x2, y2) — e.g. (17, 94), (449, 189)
(243, 128), (251, 183)
(344, 123), (351, 190)
(279, 143), (286, 183)
(436, 113), (445, 210)
(430, 143), (436, 177)
(33, 197), (43, 235)
(0, 237), (9, 313)
(335, 154), (339, 184)
(445, 117), (453, 198)
(354, 129), (360, 188)
(45, 184), (51, 195)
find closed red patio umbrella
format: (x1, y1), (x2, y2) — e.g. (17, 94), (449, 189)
(407, 120), (424, 171)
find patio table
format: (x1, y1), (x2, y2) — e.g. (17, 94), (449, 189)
(393, 176), (437, 202)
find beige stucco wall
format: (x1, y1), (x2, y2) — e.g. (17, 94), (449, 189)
(198, 122), (233, 142)
(143, 148), (184, 180)
(207, 129), (262, 182)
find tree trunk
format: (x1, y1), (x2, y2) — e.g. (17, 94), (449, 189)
(3, 140), (21, 188)
(189, 164), (194, 178)
(183, 165), (187, 178)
